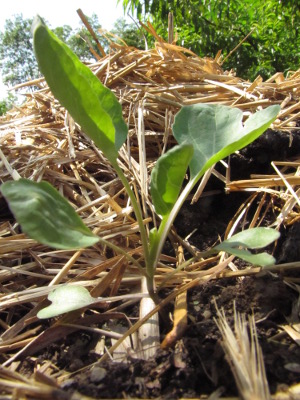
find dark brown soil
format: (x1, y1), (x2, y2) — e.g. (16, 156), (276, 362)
(3, 128), (300, 399)
(17, 275), (299, 399)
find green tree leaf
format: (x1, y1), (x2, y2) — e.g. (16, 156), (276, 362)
(112, 18), (145, 49)
(0, 14), (106, 89)
(32, 16), (128, 162)
(0, 15), (39, 87)
(150, 143), (194, 216)
(1, 179), (99, 249)
(122, 0), (300, 80)
(173, 104), (280, 182)
(37, 285), (95, 319)
(0, 93), (16, 116)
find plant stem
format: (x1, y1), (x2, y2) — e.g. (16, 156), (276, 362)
(112, 162), (165, 307)
(109, 161), (169, 309)
(149, 179), (196, 272)
(113, 161), (150, 267)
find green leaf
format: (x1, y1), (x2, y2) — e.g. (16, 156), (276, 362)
(218, 246), (276, 267)
(149, 227), (158, 249)
(37, 285), (95, 318)
(216, 227), (280, 250)
(1, 179), (99, 249)
(173, 104), (241, 179)
(215, 227), (280, 267)
(150, 143), (194, 216)
(241, 105), (280, 140)
(32, 16), (127, 162)
(173, 104), (280, 182)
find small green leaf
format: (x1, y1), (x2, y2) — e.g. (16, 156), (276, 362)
(150, 143), (194, 216)
(215, 228), (279, 267)
(173, 104), (280, 182)
(1, 179), (99, 249)
(217, 227), (280, 250)
(37, 285), (95, 319)
(32, 16), (127, 162)
(149, 227), (158, 248)
(218, 246), (276, 267)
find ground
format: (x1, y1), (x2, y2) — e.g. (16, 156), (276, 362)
(30, 276), (297, 399)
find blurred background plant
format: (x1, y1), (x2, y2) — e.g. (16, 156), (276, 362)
(121, 0), (299, 80)
(0, 0), (298, 115)
(0, 12), (143, 113)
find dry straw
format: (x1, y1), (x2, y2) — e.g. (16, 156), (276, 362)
(215, 304), (271, 400)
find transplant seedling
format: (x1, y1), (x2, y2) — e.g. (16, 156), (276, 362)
(0, 16), (280, 319)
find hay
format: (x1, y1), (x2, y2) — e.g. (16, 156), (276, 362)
(0, 26), (299, 398)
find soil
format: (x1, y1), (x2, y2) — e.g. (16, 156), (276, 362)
(36, 276), (297, 399)
(3, 128), (300, 399)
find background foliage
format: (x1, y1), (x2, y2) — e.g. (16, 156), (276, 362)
(0, 93), (16, 115)
(0, 15), (39, 88)
(0, 13), (145, 90)
(120, 0), (299, 80)
(0, 14), (142, 114)
(0, 14), (107, 88)
(0, 1), (298, 115)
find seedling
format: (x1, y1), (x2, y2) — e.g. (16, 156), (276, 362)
(0, 17), (280, 318)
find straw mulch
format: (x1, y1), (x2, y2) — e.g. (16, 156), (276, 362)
(0, 26), (300, 398)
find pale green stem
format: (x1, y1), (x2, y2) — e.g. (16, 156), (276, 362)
(112, 161), (161, 304)
(149, 179), (196, 274)
(112, 161), (150, 268)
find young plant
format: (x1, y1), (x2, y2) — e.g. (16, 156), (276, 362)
(0, 16), (280, 318)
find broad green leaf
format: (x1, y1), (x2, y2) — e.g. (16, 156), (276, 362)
(32, 16), (127, 162)
(216, 227), (280, 250)
(173, 104), (242, 179)
(37, 285), (95, 318)
(220, 105), (281, 159)
(173, 104), (280, 181)
(150, 143), (194, 216)
(1, 179), (99, 249)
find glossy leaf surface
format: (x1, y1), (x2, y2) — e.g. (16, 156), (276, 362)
(150, 143), (194, 216)
(37, 285), (95, 318)
(1, 179), (99, 249)
(32, 16), (127, 162)
(173, 104), (280, 181)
